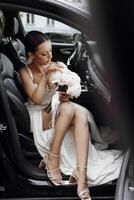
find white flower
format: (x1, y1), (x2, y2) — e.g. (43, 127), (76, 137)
(49, 62), (81, 98)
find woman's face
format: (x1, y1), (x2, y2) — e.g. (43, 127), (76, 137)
(31, 40), (52, 66)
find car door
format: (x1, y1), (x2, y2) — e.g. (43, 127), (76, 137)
(89, 1), (134, 200)
(115, 150), (134, 200)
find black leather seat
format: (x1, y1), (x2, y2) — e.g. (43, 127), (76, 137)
(1, 15), (28, 101)
(0, 16), (35, 151)
(2, 16), (27, 72)
(1, 53), (30, 133)
(0, 16), (47, 175)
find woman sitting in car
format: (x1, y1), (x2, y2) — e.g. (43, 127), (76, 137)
(19, 30), (123, 200)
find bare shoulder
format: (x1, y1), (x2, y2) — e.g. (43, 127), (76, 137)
(19, 66), (28, 75)
(19, 66), (30, 80)
(19, 66), (36, 99)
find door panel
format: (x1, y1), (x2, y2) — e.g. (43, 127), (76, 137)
(115, 150), (134, 200)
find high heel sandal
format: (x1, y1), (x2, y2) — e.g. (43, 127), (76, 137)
(69, 165), (91, 200)
(69, 168), (77, 184)
(39, 152), (63, 186)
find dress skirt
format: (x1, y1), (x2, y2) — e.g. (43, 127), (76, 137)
(26, 93), (123, 187)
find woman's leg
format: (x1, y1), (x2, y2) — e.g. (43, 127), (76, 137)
(46, 101), (75, 184)
(71, 105), (89, 193)
(50, 101), (75, 153)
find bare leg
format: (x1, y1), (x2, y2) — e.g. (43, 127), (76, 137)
(71, 105), (89, 193)
(47, 102), (75, 184)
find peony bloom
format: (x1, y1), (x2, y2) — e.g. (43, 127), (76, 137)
(49, 61), (81, 98)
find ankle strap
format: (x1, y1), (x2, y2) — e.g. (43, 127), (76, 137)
(48, 152), (60, 158)
(78, 176), (88, 184)
(47, 167), (60, 173)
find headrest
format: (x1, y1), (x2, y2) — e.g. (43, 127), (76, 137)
(0, 21), (3, 45)
(0, 53), (14, 79)
(3, 40), (27, 72)
(4, 17), (19, 37)
(0, 16), (4, 45)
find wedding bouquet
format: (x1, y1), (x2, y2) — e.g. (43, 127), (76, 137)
(49, 61), (81, 98)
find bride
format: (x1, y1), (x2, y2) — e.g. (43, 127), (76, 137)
(19, 30), (123, 200)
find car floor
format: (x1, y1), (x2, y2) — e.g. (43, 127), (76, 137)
(21, 151), (116, 200)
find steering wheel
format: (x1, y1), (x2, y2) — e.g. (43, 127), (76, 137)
(67, 41), (83, 67)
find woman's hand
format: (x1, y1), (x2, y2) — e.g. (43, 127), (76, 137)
(59, 92), (70, 102)
(43, 62), (64, 89)
(46, 62), (63, 76)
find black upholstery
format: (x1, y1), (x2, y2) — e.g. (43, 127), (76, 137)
(0, 52), (44, 178)
(0, 16), (3, 45)
(0, 18), (39, 160)
(1, 53), (30, 134)
(3, 16), (27, 71)
(0, 13), (33, 142)
(0, 16), (44, 172)
(1, 15), (27, 99)
(4, 17), (20, 37)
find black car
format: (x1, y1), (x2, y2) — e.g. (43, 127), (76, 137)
(0, 0), (133, 200)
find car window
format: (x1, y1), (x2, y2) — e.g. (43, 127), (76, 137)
(20, 12), (80, 44)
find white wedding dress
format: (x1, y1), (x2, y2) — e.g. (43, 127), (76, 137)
(25, 67), (123, 187)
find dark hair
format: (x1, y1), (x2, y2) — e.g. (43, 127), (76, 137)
(24, 30), (49, 56)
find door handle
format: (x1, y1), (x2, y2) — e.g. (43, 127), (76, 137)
(59, 49), (71, 55)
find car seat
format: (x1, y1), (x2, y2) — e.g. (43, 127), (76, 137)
(0, 14), (36, 155)
(2, 15), (26, 72)
(1, 14), (28, 99)
(0, 25), (46, 179)
(0, 53), (30, 133)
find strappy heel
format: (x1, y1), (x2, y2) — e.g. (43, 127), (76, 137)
(69, 165), (91, 200)
(39, 152), (63, 186)
(77, 165), (91, 200)
(69, 169), (77, 184)
(39, 158), (46, 168)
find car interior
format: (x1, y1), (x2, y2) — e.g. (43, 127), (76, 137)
(0, 5), (131, 200)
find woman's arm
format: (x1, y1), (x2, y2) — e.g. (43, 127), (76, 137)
(19, 67), (47, 104)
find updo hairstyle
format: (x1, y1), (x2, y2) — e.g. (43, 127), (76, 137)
(24, 30), (49, 57)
